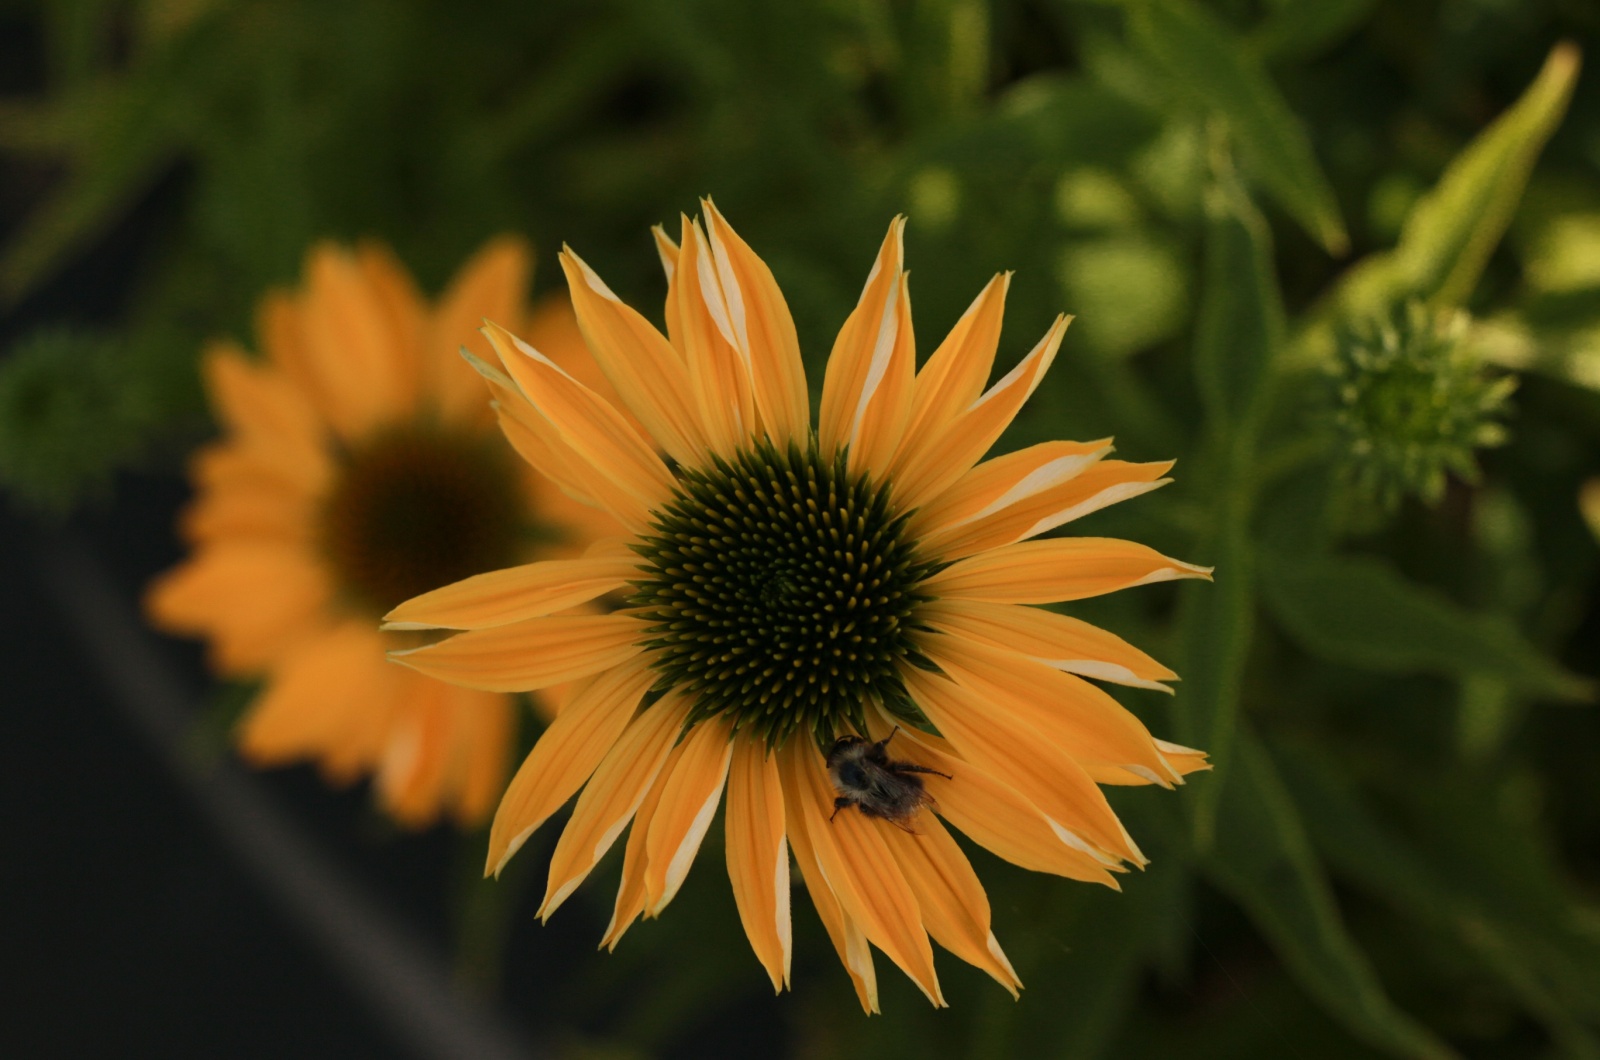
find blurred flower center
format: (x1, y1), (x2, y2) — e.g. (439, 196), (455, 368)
(631, 441), (932, 746)
(319, 425), (527, 617)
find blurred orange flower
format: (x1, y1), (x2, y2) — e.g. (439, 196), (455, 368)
(148, 238), (618, 828)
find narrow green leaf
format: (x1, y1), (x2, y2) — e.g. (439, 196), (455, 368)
(1397, 42), (1580, 307)
(1249, 0), (1377, 63)
(1294, 42), (1582, 363)
(1260, 549), (1594, 702)
(1175, 526), (1251, 848)
(1280, 745), (1600, 1054)
(1177, 155), (1281, 845)
(1127, 0), (1348, 254)
(1194, 149), (1285, 426)
(1203, 728), (1456, 1060)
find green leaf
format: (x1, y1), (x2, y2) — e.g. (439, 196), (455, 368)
(1176, 154), (1281, 845)
(1127, 0), (1348, 254)
(1174, 526), (1251, 848)
(1260, 549), (1594, 702)
(1249, 0), (1377, 63)
(1203, 727), (1456, 1060)
(1280, 745), (1600, 1055)
(1193, 147), (1285, 427)
(1294, 42), (1581, 363)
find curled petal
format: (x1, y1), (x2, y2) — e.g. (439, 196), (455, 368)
(922, 538), (1212, 605)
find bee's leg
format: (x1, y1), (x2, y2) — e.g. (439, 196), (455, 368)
(896, 764), (953, 780)
(830, 797), (853, 821)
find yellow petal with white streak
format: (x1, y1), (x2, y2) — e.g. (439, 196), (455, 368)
(902, 666), (1143, 866)
(725, 737), (792, 992)
(559, 248), (708, 465)
(482, 321), (674, 522)
(674, 216), (756, 452)
(784, 740), (945, 1006)
(643, 716), (734, 915)
(701, 200), (809, 445)
(891, 315), (1070, 510)
(484, 655), (655, 875)
(389, 614), (641, 692)
(922, 538), (1212, 605)
(383, 556), (637, 631)
(889, 273), (1009, 483)
(919, 598), (1177, 692)
(778, 747), (879, 1014)
(539, 692), (692, 918)
(819, 217), (916, 476)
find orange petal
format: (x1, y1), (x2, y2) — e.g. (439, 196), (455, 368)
(483, 321), (673, 525)
(236, 621), (395, 766)
(724, 737), (792, 992)
(201, 344), (328, 486)
(885, 813), (1021, 997)
(601, 736), (690, 950)
(889, 273), (1009, 485)
(146, 543), (331, 675)
(890, 314), (1070, 511)
(902, 666), (1143, 866)
(778, 748), (880, 1014)
(390, 614), (642, 692)
(189, 439), (324, 502)
(651, 224), (686, 356)
(643, 716), (734, 914)
(485, 654), (655, 874)
(922, 537), (1212, 605)
(928, 460), (1176, 561)
(430, 235), (530, 422)
(1157, 738), (1212, 779)
(673, 216), (757, 452)
(560, 247), (708, 465)
(782, 740), (945, 1007)
(924, 635), (1179, 787)
(297, 243), (419, 436)
(539, 692), (692, 915)
(444, 684), (515, 827)
(376, 673), (454, 828)
(491, 391), (605, 511)
(382, 556), (637, 631)
(863, 711), (1120, 886)
(919, 598), (1176, 692)
(909, 439), (1112, 540)
(818, 217), (915, 477)
(179, 479), (313, 545)
(701, 200), (809, 446)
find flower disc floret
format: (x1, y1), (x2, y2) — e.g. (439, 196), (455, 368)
(630, 441), (933, 745)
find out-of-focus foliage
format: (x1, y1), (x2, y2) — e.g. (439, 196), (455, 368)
(3, 0), (1600, 1057)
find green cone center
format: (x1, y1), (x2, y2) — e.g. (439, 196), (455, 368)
(319, 423), (527, 617)
(631, 441), (931, 745)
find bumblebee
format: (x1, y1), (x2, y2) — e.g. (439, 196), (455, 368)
(825, 728), (951, 832)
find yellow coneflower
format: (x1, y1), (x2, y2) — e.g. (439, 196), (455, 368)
(147, 238), (617, 828)
(387, 204), (1210, 1008)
